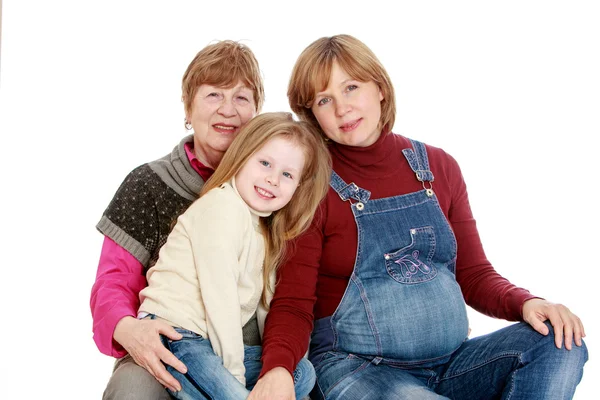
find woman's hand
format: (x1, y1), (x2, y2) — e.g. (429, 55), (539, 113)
(113, 316), (187, 392)
(522, 298), (585, 350)
(248, 367), (295, 400)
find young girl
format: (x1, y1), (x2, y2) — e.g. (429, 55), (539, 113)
(138, 112), (331, 399)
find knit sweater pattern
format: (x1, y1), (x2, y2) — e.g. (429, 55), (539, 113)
(96, 135), (262, 346)
(97, 135), (204, 270)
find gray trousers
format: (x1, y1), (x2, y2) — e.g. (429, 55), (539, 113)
(103, 354), (171, 400)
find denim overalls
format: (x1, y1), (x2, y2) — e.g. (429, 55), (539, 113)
(310, 139), (469, 368)
(309, 140), (587, 400)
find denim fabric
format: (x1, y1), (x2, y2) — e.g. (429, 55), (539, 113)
(313, 139), (469, 365)
(309, 140), (587, 399)
(312, 322), (587, 399)
(161, 328), (315, 400)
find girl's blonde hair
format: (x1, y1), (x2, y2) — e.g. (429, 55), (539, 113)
(182, 40), (265, 118)
(201, 112), (331, 306)
(288, 34), (396, 135)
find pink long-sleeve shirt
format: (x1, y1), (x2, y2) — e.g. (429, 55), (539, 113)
(90, 143), (213, 357)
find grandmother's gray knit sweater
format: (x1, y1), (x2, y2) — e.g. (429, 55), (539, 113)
(96, 135), (261, 345)
(97, 135), (203, 270)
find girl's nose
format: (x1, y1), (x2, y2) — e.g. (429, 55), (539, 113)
(266, 174), (279, 187)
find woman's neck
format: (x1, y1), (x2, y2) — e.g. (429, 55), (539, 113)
(193, 141), (223, 170)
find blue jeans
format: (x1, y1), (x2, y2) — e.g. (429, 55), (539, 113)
(311, 321), (587, 400)
(161, 328), (315, 400)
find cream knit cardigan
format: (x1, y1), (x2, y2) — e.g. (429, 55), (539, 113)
(139, 178), (274, 385)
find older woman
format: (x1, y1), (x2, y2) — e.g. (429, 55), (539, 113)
(91, 40), (264, 399)
(250, 34), (587, 399)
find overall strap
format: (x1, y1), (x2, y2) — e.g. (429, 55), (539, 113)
(401, 139), (435, 183)
(329, 171), (371, 203)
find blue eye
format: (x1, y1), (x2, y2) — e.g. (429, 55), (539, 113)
(317, 97), (331, 106)
(260, 160), (270, 167)
(347, 84), (358, 92)
(283, 172), (293, 179)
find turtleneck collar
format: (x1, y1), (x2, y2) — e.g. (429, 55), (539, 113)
(329, 129), (397, 169)
(231, 176), (272, 220)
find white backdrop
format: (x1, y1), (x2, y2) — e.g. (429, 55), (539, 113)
(0, 1), (598, 398)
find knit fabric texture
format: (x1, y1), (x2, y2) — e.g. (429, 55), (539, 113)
(97, 135), (203, 270)
(96, 135), (261, 345)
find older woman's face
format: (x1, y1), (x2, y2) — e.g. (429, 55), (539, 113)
(187, 81), (256, 168)
(311, 62), (383, 148)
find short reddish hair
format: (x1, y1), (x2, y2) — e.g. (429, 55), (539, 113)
(182, 40), (264, 116)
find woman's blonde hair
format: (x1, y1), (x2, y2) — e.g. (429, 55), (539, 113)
(200, 112), (331, 306)
(288, 34), (396, 135)
(182, 40), (265, 118)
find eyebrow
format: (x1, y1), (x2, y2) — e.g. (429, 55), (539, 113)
(202, 84), (251, 92)
(284, 166), (301, 175)
(316, 78), (355, 96)
(234, 84), (252, 91)
(258, 153), (301, 175)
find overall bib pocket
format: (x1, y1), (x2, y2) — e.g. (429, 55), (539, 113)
(384, 226), (437, 284)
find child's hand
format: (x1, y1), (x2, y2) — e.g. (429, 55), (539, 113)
(113, 316), (187, 392)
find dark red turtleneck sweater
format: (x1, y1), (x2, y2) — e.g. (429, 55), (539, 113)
(260, 132), (536, 377)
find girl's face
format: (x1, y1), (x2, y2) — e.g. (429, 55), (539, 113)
(311, 61), (384, 147)
(235, 135), (305, 213)
(187, 81), (256, 168)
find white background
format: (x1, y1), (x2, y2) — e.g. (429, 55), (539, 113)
(0, 1), (598, 398)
